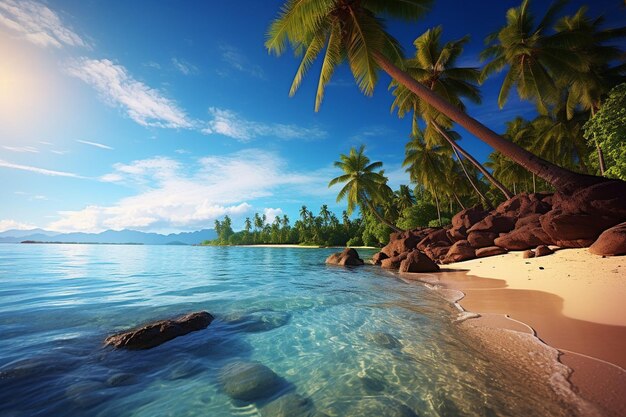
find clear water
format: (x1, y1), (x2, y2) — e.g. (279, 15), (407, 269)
(0, 244), (581, 417)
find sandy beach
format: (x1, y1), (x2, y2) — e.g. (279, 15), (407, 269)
(399, 248), (626, 416)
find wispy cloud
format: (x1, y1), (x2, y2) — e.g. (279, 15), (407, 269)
(0, 159), (82, 177)
(171, 58), (198, 75)
(76, 139), (113, 150)
(219, 44), (265, 79)
(48, 150), (330, 232)
(66, 58), (194, 129)
(0, 0), (87, 48)
(2, 145), (39, 153)
(0, 219), (36, 232)
(202, 107), (327, 142)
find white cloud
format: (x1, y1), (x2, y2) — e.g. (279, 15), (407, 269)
(66, 58), (194, 129)
(47, 150), (330, 233)
(263, 208), (283, 221)
(172, 58), (198, 75)
(2, 145), (39, 153)
(0, 158), (82, 177)
(0, 0), (87, 48)
(202, 107), (327, 142)
(76, 139), (113, 150)
(0, 219), (36, 232)
(220, 44), (264, 79)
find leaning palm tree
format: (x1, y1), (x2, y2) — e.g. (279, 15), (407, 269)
(403, 131), (452, 224)
(390, 26), (512, 200)
(266, 0), (605, 193)
(329, 145), (401, 232)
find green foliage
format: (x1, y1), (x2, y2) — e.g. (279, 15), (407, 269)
(584, 83), (626, 180)
(428, 217), (451, 227)
(396, 201), (438, 230)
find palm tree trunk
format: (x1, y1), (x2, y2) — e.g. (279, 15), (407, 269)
(431, 122), (513, 199)
(452, 190), (466, 210)
(364, 197), (403, 233)
(373, 52), (604, 194)
(532, 173), (536, 193)
(590, 108), (606, 176)
(434, 192), (441, 226)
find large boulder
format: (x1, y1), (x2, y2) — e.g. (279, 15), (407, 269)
(104, 311), (214, 350)
(399, 250), (440, 273)
(448, 206), (489, 241)
(556, 180), (626, 219)
(589, 222), (626, 256)
(476, 246), (508, 258)
(325, 248), (364, 266)
(371, 252), (389, 265)
(219, 361), (283, 402)
(381, 228), (437, 257)
(468, 214), (517, 235)
(423, 244), (451, 263)
(540, 211), (619, 248)
(496, 193), (552, 217)
(416, 228), (451, 251)
(494, 224), (553, 250)
(467, 231), (498, 248)
(442, 240), (476, 264)
(381, 252), (409, 269)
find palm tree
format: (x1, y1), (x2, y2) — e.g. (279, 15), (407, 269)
(553, 7), (626, 174)
(299, 205), (308, 222)
(329, 145), (401, 232)
(244, 217), (252, 233)
(319, 204), (331, 226)
(389, 26), (512, 200)
(403, 130), (452, 224)
(394, 185), (415, 212)
(266, 0), (604, 193)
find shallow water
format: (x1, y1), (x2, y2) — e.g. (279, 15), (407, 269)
(0, 244), (581, 416)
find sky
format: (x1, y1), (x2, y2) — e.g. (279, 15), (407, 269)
(0, 0), (624, 233)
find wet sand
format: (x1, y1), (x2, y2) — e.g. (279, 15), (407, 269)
(398, 248), (626, 417)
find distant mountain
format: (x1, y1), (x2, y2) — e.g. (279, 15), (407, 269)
(0, 229), (216, 245)
(0, 228), (59, 238)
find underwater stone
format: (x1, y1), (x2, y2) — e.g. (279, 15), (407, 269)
(365, 332), (403, 349)
(225, 310), (291, 333)
(260, 392), (315, 417)
(345, 397), (420, 417)
(218, 361), (282, 402)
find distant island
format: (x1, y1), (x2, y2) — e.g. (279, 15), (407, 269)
(0, 228), (217, 245)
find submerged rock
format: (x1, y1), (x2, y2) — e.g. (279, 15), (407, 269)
(325, 248), (364, 266)
(259, 392), (315, 417)
(589, 222), (626, 256)
(224, 310), (291, 333)
(218, 361), (282, 402)
(371, 251), (389, 265)
(104, 311), (214, 350)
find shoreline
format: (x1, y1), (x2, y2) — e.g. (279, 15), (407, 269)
(396, 248), (625, 416)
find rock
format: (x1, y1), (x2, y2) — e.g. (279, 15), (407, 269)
(371, 252), (389, 265)
(557, 180), (626, 219)
(399, 250), (440, 273)
(380, 251), (409, 269)
(534, 245), (554, 257)
(515, 213), (542, 228)
(225, 310), (291, 333)
(365, 332), (403, 349)
(325, 248), (364, 266)
(522, 250), (535, 259)
(467, 231), (498, 248)
(104, 311), (214, 350)
(416, 228), (451, 250)
(589, 222), (626, 256)
(260, 393), (315, 417)
(468, 214), (517, 235)
(494, 224), (553, 250)
(442, 240), (476, 264)
(423, 244), (451, 263)
(540, 211), (619, 248)
(218, 361), (282, 402)
(380, 230), (425, 257)
(449, 206), (489, 241)
(475, 246), (508, 258)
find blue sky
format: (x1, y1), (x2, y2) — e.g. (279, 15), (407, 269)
(0, 0), (623, 233)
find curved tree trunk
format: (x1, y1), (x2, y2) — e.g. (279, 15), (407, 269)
(431, 122), (513, 199)
(452, 190), (466, 210)
(374, 52), (605, 194)
(363, 197), (403, 233)
(433, 192), (441, 226)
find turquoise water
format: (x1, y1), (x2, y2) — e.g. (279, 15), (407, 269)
(0, 244), (580, 416)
